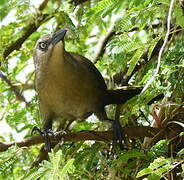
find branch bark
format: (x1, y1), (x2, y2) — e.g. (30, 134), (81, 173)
(0, 126), (160, 152)
(92, 31), (115, 63)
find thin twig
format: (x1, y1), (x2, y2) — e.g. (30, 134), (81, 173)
(3, 0), (50, 59)
(142, 0), (175, 93)
(92, 26), (115, 63)
(0, 71), (29, 105)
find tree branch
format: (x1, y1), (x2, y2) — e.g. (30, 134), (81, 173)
(92, 31), (115, 63)
(3, 0), (51, 59)
(38, 0), (49, 11)
(0, 126), (160, 152)
(0, 71), (29, 105)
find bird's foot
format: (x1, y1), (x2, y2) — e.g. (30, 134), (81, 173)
(112, 120), (126, 150)
(55, 130), (66, 147)
(32, 126), (55, 152)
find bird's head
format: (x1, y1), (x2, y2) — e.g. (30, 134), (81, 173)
(33, 29), (67, 67)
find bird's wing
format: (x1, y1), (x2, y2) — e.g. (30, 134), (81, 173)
(69, 52), (107, 90)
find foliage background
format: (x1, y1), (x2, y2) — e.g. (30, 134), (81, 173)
(0, 0), (184, 179)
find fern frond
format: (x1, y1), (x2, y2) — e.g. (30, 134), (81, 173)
(90, 0), (119, 14)
(115, 14), (133, 32)
(60, 159), (75, 178)
(23, 169), (45, 180)
(136, 157), (176, 179)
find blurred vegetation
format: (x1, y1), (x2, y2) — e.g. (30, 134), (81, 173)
(0, 0), (184, 179)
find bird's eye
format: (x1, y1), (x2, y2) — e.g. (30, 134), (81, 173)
(39, 42), (47, 50)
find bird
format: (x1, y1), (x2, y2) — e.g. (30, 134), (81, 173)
(33, 28), (142, 151)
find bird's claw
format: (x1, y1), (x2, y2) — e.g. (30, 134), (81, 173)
(31, 126), (56, 152)
(31, 126), (43, 135)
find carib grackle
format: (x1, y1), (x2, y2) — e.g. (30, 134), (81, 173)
(33, 29), (142, 151)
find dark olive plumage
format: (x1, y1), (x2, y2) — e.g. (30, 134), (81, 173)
(33, 29), (142, 150)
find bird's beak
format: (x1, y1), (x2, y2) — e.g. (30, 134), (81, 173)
(51, 29), (67, 45)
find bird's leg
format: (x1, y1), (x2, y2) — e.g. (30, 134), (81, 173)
(112, 118), (125, 149)
(32, 127), (55, 151)
(96, 109), (125, 150)
(32, 118), (54, 151)
(113, 104), (126, 149)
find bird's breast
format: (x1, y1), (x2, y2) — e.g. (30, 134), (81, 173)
(35, 63), (104, 119)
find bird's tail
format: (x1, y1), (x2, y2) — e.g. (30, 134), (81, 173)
(104, 86), (143, 105)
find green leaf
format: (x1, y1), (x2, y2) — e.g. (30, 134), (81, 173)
(136, 167), (152, 178)
(115, 14), (133, 32)
(147, 37), (162, 60)
(157, 0), (169, 5)
(60, 159), (75, 178)
(137, 157), (174, 179)
(113, 149), (146, 164)
(175, 4), (184, 28)
(88, 0), (120, 14)
(23, 168), (45, 180)
(148, 173), (161, 180)
(177, 148), (184, 157)
(180, 132), (184, 136)
(127, 48), (144, 76)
